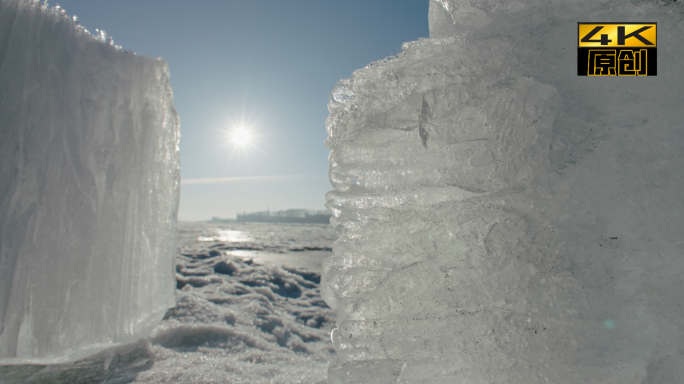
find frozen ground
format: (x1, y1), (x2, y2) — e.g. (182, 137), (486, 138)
(0, 222), (337, 384)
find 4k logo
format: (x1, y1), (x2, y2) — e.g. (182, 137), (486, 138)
(577, 23), (657, 76)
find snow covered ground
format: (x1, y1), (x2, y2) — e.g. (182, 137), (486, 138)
(0, 222), (337, 384)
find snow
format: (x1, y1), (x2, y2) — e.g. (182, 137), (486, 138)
(323, 0), (684, 382)
(0, 222), (337, 383)
(0, 0), (179, 365)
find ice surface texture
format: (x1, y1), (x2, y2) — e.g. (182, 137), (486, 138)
(324, 0), (684, 382)
(0, 0), (180, 364)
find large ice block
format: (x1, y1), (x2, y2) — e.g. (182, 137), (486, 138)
(324, 0), (684, 382)
(0, 0), (180, 364)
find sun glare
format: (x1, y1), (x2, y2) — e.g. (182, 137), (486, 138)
(220, 112), (261, 157)
(231, 128), (251, 146)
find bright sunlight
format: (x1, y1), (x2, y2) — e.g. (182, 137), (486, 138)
(220, 113), (261, 158)
(231, 128), (252, 146)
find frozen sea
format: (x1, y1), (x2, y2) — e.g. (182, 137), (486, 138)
(0, 222), (337, 384)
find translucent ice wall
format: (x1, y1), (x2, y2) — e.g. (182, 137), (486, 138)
(0, 0), (180, 364)
(323, 0), (684, 382)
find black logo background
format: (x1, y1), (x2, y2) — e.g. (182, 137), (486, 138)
(577, 48), (657, 76)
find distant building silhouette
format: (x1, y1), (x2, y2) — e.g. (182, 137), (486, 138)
(236, 209), (331, 224)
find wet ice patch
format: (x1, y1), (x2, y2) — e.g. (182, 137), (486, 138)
(198, 230), (255, 243)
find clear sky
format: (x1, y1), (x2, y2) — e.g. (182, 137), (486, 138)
(53, 0), (430, 221)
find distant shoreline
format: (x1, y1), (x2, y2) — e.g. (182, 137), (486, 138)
(206, 208), (332, 224)
(236, 215), (331, 224)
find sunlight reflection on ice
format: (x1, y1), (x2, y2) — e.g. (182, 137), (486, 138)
(229, 250), (261, 257)
(197, 230), (254, 242)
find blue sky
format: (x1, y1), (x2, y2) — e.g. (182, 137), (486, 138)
(54, 0), (429, 221)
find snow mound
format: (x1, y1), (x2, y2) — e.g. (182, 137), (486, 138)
(1, 223), (336, 383)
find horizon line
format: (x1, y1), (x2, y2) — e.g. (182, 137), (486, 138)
(181, 174), (326, 185)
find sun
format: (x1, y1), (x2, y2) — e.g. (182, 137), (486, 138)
(231, 128), (252, 146)
(219, 111), (261, 156)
